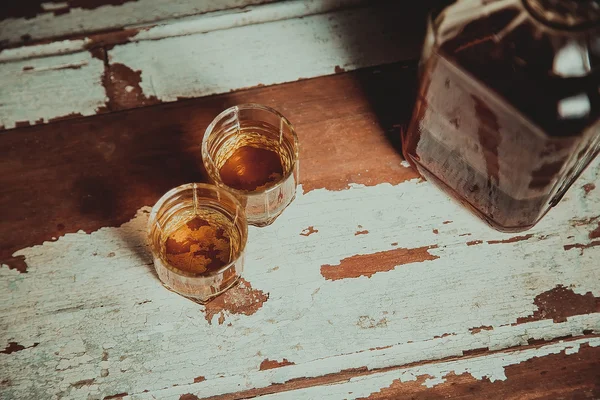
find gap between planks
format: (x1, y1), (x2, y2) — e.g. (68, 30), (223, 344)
(129, 335), (600, 399)
(0, 1), (428, 130)
(0, 0), (371, 62)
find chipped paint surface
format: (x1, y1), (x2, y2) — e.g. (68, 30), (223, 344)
(259, 358), (295, 371)
(108, 3), (425, 102)
(300, 226), (318, 237)
(0, 0), (369, 63)
(583, 182), (596, 195)
(104, 63), (160, 110)
(0, 2), (423, 131)
(320, 245), (439, 281)
(256, 339), (600, 399)
(0, 51), (106, 129)
(515, 285), (600, 324)
(1, 156), (599, 398)
(203, 279), (269, 325)
(130, 0), (366, 42)
(0, 39), (91, 62)
(0, 0), (277, 46)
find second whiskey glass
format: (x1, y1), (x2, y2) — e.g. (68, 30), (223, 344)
(202, 104), (299, 227)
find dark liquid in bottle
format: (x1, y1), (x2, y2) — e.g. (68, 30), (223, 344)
(404, 8), (599, 231)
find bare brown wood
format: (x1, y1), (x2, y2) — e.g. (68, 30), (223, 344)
(0, 62), (418, 273)
(2, 48), (598, 399)
(179, 335), (600, 400)
(320, 245), (439, 280)
(359, 343), (600, 400)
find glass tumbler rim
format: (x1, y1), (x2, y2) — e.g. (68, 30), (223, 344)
(201, 103), (299, 197)
(147, 182), (248, 279)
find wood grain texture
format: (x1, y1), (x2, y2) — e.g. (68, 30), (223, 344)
(106, 1), (428, 105)
(366, 342), (600, 399)
(0, 0), (370, 62)
(0, 0), (277, 47)
(0, 1), (427, 130)
(1, 62), (599, 400)
(320, 245), (440, 281)
(203, 338), (600, 399)
(0, 62), (418, 272)
(1, 168), (599, 398)
(0, 50), (107, 129)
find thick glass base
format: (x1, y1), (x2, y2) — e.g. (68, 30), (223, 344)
(406, 154), (546, 233)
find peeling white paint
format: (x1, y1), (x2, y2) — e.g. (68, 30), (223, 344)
(131, 0), (366, 41)
(1, 1), (424, 131)
(0, 0), (368, 63)
(253, 339), (600, 400)
(1, 157), (598, 398)
(108, 3), (424, 102)
(41, 2), (70, 12)
(0, 0), (278, 47)
(0, 39), (91, 63)
(0, 51), (106, 130)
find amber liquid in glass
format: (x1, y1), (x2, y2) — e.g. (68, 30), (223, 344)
(217, 121), (289, 192)
(219, 146), (284, 192)
(164, 216), (233, 275)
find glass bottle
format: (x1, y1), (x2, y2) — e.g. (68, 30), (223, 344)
(403, 0), (599, 231)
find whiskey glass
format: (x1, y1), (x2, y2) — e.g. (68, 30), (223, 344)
(147, 183), (247, 303)
(202, 104), (299, 227)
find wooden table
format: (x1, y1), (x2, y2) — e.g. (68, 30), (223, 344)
(1, 1), (599, 399)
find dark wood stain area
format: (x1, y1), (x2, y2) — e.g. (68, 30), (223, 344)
(359, 344), (600, 400)
(184, 337), (600, 400)
(103, 393), (128, 400)
(1, 341), (38, 354)
(320, 245), (439, 281)
(487, 234), (533, 245)
(564, 215), (600, 252)
(469, 325), (493, 334)
(104, 63), (160, 111)
(516, 285), (600, 324)
(0, 63), (418, 271)
(583, 182), (596, 195)
(259, 358), (295, 371)
(203, 279), (269, 325)
(180, 394), (200, 400)
(300, 226), (318, 237)
(71, 379), (95, 388)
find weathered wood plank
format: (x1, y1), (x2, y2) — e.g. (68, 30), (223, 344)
(0, 62), (418, 272)
(1, 158), (598, 399)
(1, 63), (599, 399)
(238, 338), (600, 400)
(0, 50), (107, 130)
(106, 2), (427, 105)
(0, 0), (277, 47)
(0, 0), (371, 62)
(0, 1), (427, 130)
(0, 39), (92, 62)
